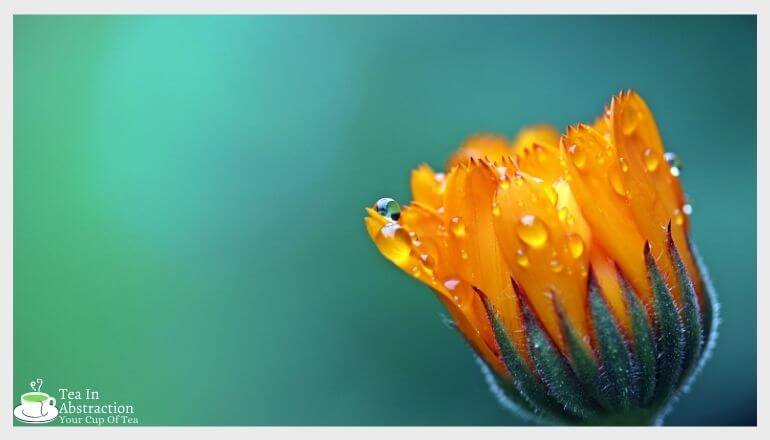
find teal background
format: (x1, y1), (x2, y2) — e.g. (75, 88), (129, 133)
(14, 16), (756, 426)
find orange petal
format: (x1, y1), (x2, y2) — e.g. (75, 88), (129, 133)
(609, 91), (701, 305)
(446, 134), (511, 169)
(560, 124), (651, 305)
(590, 242), (630, 335)
(512, 125), (561, 152)
(366, 203), (501, 361)
(492, 168), (592, 352)
(441, 160), (524, 350)
(410, 164), (445, 210)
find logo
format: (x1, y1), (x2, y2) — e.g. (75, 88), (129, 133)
(14, 378), (59, 424)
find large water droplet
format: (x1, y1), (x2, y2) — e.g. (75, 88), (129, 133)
(643, 148), (659, 172)
(517, 215), (548, 248)
(374, 223), (412, 266)
(374, 197), (401, 221)
(568, 144), (587, 170)
(567, 234), (585, 259)
(450, 217), (466, 237)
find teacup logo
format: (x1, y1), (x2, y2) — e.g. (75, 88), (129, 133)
(14, 378), (58, 423)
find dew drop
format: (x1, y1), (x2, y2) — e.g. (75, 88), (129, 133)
(544, 186), (558, 206)
(444, 278), (460, 291)
(608, 168), (627, 197)
(515, 248), (529, 267)
(549, 258), (564, 273)
(683, 203), (693, 216)
(557, 207), (568, 222)
(499, 178), (510, 190)
(492, 202), (501, 217)
(643, 148), (659, 172)
(673, 208), (684, 226)
(619, 157), (629, 172)
(567, 234), (585, 259)
(450, 217), (466, 237)
(460, 249), (469, 260)
(411, 265), (421, 278)
(420, 253), (435, 269)
(374, 197), (401, 221)
(621, 109), (641, 135)
(568, 144), (587, 170)
(374, 223), (412, 267)
(517, 215), (548, 248)
(665, 152), (682, 177)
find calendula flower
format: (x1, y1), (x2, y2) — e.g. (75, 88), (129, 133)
(364, 91), (717, 425)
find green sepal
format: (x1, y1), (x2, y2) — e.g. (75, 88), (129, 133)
(511, 281), (599, 420)
(666, 225), (703, 385)
(553, 297), (611, 412)
(617, 268), (656, 406)
(588, 275), (636, 409)
(644, 242), (685, 404)
(474, 286), (573, 424)
(443, 314), (544, 422)
(474, 355), (547, 423)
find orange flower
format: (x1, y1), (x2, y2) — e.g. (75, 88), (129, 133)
(364, 91), (715, 425)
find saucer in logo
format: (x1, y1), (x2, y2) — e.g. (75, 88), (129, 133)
(14, 378), (58, 424)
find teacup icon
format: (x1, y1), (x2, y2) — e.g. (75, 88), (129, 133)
(20, 392), (56, 419)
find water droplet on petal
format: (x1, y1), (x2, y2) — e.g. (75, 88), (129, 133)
(665, 152), (682, 177)
(374, 197), (401, 221)
(450, 217), (466, 237)
(534, 144), (547, 162)
(374, 223), (412, 266)
(673, 208), (684, 226)
(557, 207), (568, 222)
(643, 148), (659, 172)
(549, 258), (564, 273)
(608, 168), (627, 197)
(515, 248), (529, 267)
(460, 249), (469, 260)
(621, 109), (641, 134)
(517, 215), (548, 248)
(544, 186), (558, 206)
(683, 203), (693, 216)
(420, 253), (435, 269)
(619, 157), (629, 172)
(444, 278), (460, 291)
(567, 234), (585, 259)
(568, 144), (587, 170)
(492, 202), (501, 217)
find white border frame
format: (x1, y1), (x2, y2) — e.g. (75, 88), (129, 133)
(1, 1), (764, 438)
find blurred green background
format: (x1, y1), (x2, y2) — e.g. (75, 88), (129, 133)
(14, 15), (756, 426)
